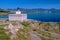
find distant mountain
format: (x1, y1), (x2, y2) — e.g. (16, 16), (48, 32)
(7, 8), (60, 13)
(0, 8), (60, 13)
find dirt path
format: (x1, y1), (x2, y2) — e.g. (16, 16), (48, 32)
(29, 31), (41, 40)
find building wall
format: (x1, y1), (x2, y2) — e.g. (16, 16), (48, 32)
(9, 14), (27, 21)
(22, 14), (27, 21)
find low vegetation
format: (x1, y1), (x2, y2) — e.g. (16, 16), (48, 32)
(0, 24), (10, 40)
(0, 19), (60, 40)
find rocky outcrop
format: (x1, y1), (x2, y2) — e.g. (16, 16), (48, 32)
(4, 23), (24, 40)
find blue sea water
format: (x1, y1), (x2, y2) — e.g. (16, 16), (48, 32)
(0, 13), (60, 22)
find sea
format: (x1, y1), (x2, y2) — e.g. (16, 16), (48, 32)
(0, 13), (60, 22)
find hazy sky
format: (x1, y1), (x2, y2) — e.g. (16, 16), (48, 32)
(0, 0), (60, 9)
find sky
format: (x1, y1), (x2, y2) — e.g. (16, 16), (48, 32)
(0, 0), (60, 9)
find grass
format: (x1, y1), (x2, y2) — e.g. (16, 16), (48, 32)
(0, 27), (10, 40)
(0, 24), (10, 40)
(21, 22), (30, 27)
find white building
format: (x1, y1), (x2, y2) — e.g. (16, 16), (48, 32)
(9, 10), (27, 21)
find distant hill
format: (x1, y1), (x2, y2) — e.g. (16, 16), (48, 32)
(7, 8), (60, 13)
(0, 8), (60, 14)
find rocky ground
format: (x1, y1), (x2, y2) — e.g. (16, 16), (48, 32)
(0, 20), (60, 40)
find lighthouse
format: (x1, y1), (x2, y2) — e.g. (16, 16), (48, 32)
(9, 9), (27, 21)
(16, 10), (21, 14)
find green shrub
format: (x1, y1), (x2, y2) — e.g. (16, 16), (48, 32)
(21, 22), (29, 27)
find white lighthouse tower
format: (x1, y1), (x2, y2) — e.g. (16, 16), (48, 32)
(16, 10), (21, 14)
